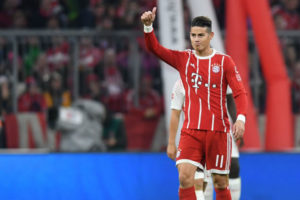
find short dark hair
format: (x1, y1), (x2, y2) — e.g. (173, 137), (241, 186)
(191, 16), (212, 32)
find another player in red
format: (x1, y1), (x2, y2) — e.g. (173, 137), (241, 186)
(141, 7), (247, 200)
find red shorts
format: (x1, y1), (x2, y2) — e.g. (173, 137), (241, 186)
(176, 129), (232, 174)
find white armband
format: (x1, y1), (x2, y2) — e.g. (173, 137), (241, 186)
(144, 24), (153, 33)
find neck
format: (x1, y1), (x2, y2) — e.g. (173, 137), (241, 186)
(195, 47), (213, 57)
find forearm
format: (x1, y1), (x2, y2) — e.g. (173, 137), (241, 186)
(168, 110), (181, 144)
(233, 93), (248, 123)
(227, 94), (237, 122)
(144, 25), (182, 69)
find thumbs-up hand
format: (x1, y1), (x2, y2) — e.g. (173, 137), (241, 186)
(141, 7), (157, 26)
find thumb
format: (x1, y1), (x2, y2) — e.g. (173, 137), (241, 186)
(152, 7), (157, 15)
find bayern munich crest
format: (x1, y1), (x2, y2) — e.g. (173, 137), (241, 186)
(212, 65), (220, 73)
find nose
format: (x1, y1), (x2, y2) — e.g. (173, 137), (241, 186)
(194, 37), (201, 42)
(194, 39), (200, 44)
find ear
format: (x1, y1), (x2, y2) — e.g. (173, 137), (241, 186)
(210, 32), (214, 40)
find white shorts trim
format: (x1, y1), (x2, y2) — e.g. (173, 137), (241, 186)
(208, 169), (230, 174)
(194, 171), (204, 179)
(176, 159), (204, 170)
(230, 131), (240, 158)
(204, 169), (212, 182)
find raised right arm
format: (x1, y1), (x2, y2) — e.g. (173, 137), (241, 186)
(141, 7), (186, 70)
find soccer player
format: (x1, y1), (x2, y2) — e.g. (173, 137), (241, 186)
(168, 79), (242, 200)
(141, 7), (248, 200)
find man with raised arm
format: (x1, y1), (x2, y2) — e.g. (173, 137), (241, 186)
(141, 7), (247, 200)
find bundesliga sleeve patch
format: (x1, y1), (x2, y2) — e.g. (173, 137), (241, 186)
(236, 74), (242, 81)
(234, 66), (242, 82)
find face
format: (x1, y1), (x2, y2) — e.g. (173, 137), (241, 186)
(190, 26), (214, 52)
(285, 0), (298, 11)
(51, 79), (62, 90)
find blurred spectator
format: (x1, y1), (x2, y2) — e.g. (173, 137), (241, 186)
(116, 47), (129, 83)
(101, 49), (125, 113)
(124, 75), (163, 150)
(46, 36), (70, 87)
(44, 72), (71, 109)
(47, 36), (70, 71)
(0, 37), (8, 62)
(0, 0), (21, 28)
(292, 60), (300, 113)
(85, 73), (106, 101)
(125, 75), (162, 119)
(274, 12), (289, 30)
(118, 1), (140, 29)
(285, 44), (298, 66)
(47, 16), (61, 29)
(79, 36), (103, 95)
(24, 37), (41, 77)
(102, 113), (127, 151)
(18, 77), (47, 112)
(12, 10), (27, 29)
(44, 71), (71, 128)
(84, 73), (127, 151)
(92, 3), (112, 30)
(0, 76), (12, 116)
(137, 37), (162, 92)
(284, 44), (298, 77)
(32, 53), (51, 91)
(28, 0), (64, 28)
(272, 0), (300, 30)
(79, 37), (103, 69)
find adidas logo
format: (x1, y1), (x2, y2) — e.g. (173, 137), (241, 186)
(190, 63), (195, 68)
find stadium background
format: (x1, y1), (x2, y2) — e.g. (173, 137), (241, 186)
(0, 0), (299, 199)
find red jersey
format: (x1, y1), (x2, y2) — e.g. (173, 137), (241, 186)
(145, 30), (247, 132)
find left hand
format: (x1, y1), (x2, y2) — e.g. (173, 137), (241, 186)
(233, 120), (245, 140)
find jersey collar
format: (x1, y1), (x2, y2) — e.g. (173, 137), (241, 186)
(192, 49), (216, 59)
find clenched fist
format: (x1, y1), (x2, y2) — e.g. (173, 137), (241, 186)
(167, 143), (177, 160)
(141, 7), (157, 26)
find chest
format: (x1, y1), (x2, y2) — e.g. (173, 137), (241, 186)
(184, 56), (226, 91)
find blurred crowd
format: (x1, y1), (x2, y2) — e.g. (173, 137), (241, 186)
(0, 0), (157, 30)
(269, 0), (300, 113)
(0, 0), (299, 151)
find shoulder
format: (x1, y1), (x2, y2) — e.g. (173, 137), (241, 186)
(215, 50), (231, 59)
(214, 52), (235, 67)
(184, 49), (192, 53)
(173, 79), (184, 90)
(180, 49), (192, 56)
(212, 50), (233, 65)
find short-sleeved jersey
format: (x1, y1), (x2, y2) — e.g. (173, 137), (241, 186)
(145, 30), (247, 132)
(171, 79), (185, 110)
